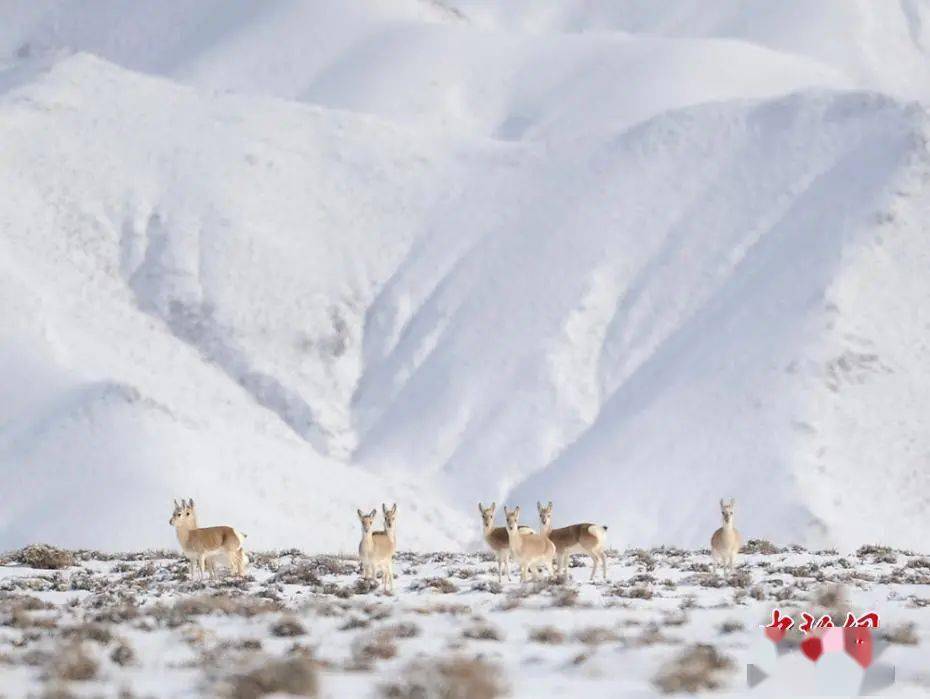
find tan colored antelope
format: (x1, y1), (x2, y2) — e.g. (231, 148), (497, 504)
(186, 501), (250, 577)
(711, 498), (742, 576)
(503, 506), (556, 581)
(357, 503), (397, 593)
(168, 499), (248, 579)
(478, 502), (535, 582)
(536, 501), (608, 581)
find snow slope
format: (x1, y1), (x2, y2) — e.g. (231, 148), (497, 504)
(1, 2), (929, 553)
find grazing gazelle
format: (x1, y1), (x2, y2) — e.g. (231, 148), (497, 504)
(711, 498), (742, 576)
(478, 502), (535, 582)
(536, 501), (609, 581)
(168, 499), (248, 579)
(503, 506), (556, 582)
(357, 503), (397, 593)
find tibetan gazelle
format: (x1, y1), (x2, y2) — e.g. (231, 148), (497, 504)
(478, 502), (534, 582)
(168, 499), (248, 579)
(503, 506), (556, 582)
(357, 503), (397, 593)
(711, 498), (742, 576)
(537, 501), (609, 581)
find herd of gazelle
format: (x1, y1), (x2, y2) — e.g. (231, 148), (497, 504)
(169, 497), (742, 593)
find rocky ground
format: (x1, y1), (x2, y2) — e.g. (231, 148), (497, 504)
(0, 542), (928, 697)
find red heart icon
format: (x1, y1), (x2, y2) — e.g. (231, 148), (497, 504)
(801, 636), (823, 662)
(844, 627), (873, 668)
(764, 626), (787, 644)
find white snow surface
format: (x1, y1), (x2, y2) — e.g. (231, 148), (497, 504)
(1, 1), (930, 553)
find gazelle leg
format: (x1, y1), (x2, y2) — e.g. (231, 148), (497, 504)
(589, 552), (598, 582)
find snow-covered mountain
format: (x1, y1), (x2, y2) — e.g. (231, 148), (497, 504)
(1, 1), (928, 553)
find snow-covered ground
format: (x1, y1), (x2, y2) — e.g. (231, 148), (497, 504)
(2, 3), (930, 554)
(0, 544), (927, 697)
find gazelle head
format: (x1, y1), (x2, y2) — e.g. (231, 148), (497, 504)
(169, 498), (194, 527)
(719, 498), (736, 525)
(503, 505), (521, 533)
(382, 503), (398, 530)
(478, 502), (497, 530)
(357, 508), (377, 534)
(536, 500), (553, 529)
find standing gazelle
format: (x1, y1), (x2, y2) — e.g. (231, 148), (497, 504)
(169, 499), (248, 579)
(357, 503), (397, 593)
(711, 498), (742, 576)
(503, 506), (556, 582)
(536, 501), (609, 581)
(478, 502), (535, 582)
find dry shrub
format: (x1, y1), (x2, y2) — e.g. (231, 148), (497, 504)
(352, 630), (398, 665)
(447, 567), (478, 579)
(155, 594), (281, 626)
(47, 642), (98, 681)
(462, 623), (502, 641)
(528, 626), (565, 644)
(110, 641), (135, 666)
(550, 587), (579, 608)
(229, 655), (318, 699)
(469, 580), (502, 594)
(381, 657), (505, 699)
(742, 539), (783, 555)
(653, 644), (733, 694)
(611, 585), (654, 600)
(270, 616), (306, 637)
(718, 620), (743, 634)
(856, 545), (897, 564)
(629, 549), (657, 571)
(384, 622), (419, 638)
(17, 545), (75, 570)
(411, 577), (459, 594)
(62, 623), (113, 644)
(270, 563), (322, 586)
(574, 627), (620, 645)
(881, 623), (919, 645)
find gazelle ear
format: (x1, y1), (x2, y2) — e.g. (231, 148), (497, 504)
(391, 503), (397, 515)
(514, 506), (520, 518)
(537, 501), (542, 511)
(173, 499), (180, 508)
(478, 502), (484, 513)
(188, 499), (195, 508)
(369, 509), (377, 519)
(357, 509), (364, 519)
(729, 498), (736, 507)
(547, 501), (552, 510)
(720, 498), (725, 508)
(490, 501), (495, 512)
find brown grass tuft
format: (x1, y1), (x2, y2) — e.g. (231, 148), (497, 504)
(380, 657), (506, 699)
(229, 654), (318, 698)
(653, 644), (733, 694)
(17, 545), (75, 570)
